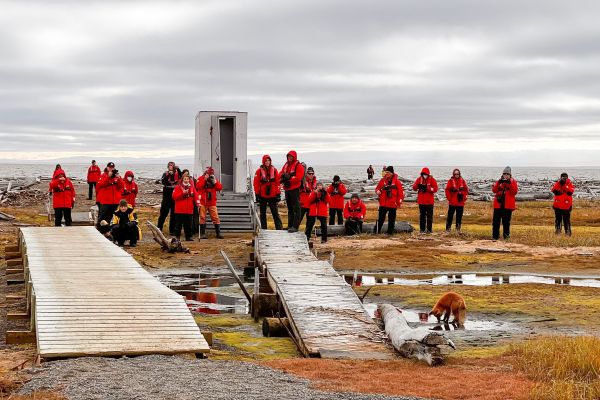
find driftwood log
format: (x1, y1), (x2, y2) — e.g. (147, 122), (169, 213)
(316, 221), (413, 236)
(145, 221), (189, 253)
(262, 317), (290, 337)
(378, 304), (455, 366)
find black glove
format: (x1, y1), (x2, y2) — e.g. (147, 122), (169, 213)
(255, 194), (262, 202)
(552, 189), (561, 195)
(450, 187), (458, 192)
(126, 221), (137, 229)
(419, 184), (427, 192)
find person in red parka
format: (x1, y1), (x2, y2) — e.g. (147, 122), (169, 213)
(86, 160), (101, 201)
(551, 172), (575, 236)
(253, 155), (283, 230)
(327, 175), (347, 225)
(122, 171), (139, 208)
(375, 166), (404, 235)
(196, 166), (224, 239)
(305, 181), (330, 243)
(343, 193), (367, 235)
(96, 162), (124, 227)
(299, 166), (317, 225)
(445, 168), (469, 232)
(172, 170), (200, 241)
(49, 168), (75, 227)
(413, 167), (438, 234)
(492, 166), (519, 240)
(279, 150), (305, 232)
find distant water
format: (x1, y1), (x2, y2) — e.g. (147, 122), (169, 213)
(1, 163), (600, 182)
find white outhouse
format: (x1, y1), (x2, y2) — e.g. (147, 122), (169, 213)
(194, 111), (248, 193)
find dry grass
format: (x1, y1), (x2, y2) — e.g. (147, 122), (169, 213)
(511, 336), (600, 400)
(2, 392), (66, 400)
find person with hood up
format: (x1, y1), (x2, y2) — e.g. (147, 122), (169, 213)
(305, 181), (330, 243)
(196, 166), (224, 239)
(122, 171), (139, 208)
(49, 168), (75, 227)
(110, 199), (140, 247)
(492, 166), (519, 240)
(343, 193), (367, 235)
(413, 167), (438, 234)
(96, 162), (124, 227)
(445, 169), (469, 232)
(299, 166), (317, 224)
(157, 161), (181, 235)
(253, 155), (283, 230)
(375, 166), (404, 234)
(279, 150), (305, 232)
(327, 175), (347, 225)
(173, 170), (200, 241)
(87, 160), (101, 201)
(551, 172), (575, 236)
(367, 165), (375, 180)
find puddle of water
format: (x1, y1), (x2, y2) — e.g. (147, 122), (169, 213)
(346, 273), (600, 288)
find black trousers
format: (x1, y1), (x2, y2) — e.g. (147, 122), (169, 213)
(174, 214), (193, 239)
(284, 188), (301, 229)
(88, 182), (96, 200)
(97, 204), (116, 226)
(419, 204), (434, 233)
(377, 207), (396, 234)
(492, 208), (513, 239)
(554, 208), (572, 235)
(111, 223), (139, 245)
(54, 208), (72, 227)
(345, 219), (363, 235)
(157, 190), (176, 234)
(300, 207), (309, 225)
(446, 206), (464, 230)
(305, 216), (327, 242)
(259, 198), (283, 230)
(329, 208), (343, 225)
(368, 173), (374, 180)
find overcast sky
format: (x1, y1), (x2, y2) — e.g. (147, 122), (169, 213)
(1, 0), (600, 166)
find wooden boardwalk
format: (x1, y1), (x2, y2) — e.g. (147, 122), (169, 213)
(255, 230), (395, 359)
(17, 226), (209, 358)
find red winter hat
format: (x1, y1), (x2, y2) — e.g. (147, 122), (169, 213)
(205, 166), (215, 175)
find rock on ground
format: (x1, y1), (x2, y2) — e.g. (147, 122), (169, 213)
(19, 355), (421, 400)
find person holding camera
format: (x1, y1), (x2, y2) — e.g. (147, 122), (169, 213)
(492, 166), (519, 240)
(327, 175), (347, 225)
(49, 168), (75, 227)
(253, 155), (283, 230)
(172, 170), (200, 241)
(412, 167), (438, 234)
(445, 168), (469, 232)
(279, 150), (306, 232)
(157, 161), (181, 235)
(343, 193), (367, 235)
(299, 166), (317, 225)
(305, 181), (330, 243)
(375, 166), (404, 234)
(196, 166), (224, 239)
(121, 170), (139, 208)
(86, 160), (101, 201)
(551, 172), (575, 236)
(110, 199), (140, 247)
(96, 162), (124, 228)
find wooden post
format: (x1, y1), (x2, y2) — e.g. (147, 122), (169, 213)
(220, 250), (252, 303)
(262, 317), (290, 337)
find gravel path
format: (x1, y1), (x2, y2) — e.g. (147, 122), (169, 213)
(19, 355), (421, 400)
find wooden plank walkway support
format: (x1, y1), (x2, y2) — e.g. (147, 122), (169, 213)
(255, 230), (395, 360)
(14, 226), (210, 358)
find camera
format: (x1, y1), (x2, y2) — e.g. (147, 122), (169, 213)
(419, 184), (427, 192)
(280, 173), (291, 188)
(112, 169), (119, 177)
(205, 175), (215, 188)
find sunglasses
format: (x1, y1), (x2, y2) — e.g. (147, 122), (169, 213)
(307, 172), (314, 175)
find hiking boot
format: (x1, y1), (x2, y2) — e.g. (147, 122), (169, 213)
(215, 224), (225, 239)
(287, 227), (298, 233)
(199, 224), (207, 240)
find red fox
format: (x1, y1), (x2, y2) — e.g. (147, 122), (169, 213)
(429, 292), (467, 326)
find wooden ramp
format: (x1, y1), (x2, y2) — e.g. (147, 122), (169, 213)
(17, 226), (209, 358)
(255, 230), (395, 359)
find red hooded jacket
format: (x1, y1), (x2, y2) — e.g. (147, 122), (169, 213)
(279, 150), (305, 191)
(326, 182), (348, 209)
(412, 168), (438, 205)
(97, 171), (125, 205)
(492, 178), (518, 210)
(307, 189), (330, 217)
(445, 172), (469, 207)
(196, 175), (223, 207)
(551, 179), (575, 210)
(376, 173), (404, 208)
(344, 199), (367, 220)
(172, 181), (200, 214)
(49, 169), (76, 209)
(300, 176), (318, 209)
(253, 155), (280, 200)
(87, 164), (101, 183)
(122, 171), (139, 207)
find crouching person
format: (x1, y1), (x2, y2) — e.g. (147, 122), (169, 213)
(344, 193), (366, 235)
(305, 182), (330, 243)
(172, 171), (200, 241)
(197, 167), (224, 239)
(110, 200), (140, 247)
(49, 168), (75, 226)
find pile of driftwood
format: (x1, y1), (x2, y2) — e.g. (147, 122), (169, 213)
(0, 178), (41, 206)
